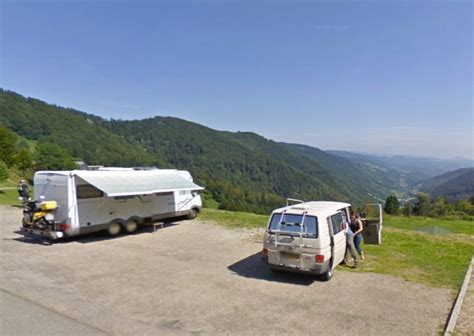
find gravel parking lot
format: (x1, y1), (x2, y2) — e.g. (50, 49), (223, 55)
(0, 205), (452, 335)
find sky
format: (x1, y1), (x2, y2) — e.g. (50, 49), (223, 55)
(1, 0), (472, 159)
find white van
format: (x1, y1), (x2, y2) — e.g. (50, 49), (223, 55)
(262, 200), (382, 281)
(21, 168), (203, 239)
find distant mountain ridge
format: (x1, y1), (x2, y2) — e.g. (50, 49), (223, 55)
(420, 168), (474, 202)
(327, 150), (474, 183)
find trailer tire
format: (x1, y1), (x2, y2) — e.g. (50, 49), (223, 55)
(107, 221), (122, 236)
(124, 219), (138, 234)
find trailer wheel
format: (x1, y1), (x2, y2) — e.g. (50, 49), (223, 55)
(124, 219), (138, 234)
(107, 221), (122, 236)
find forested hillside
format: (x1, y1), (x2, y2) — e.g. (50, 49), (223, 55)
(286, 144), (410, 199)
(1, 89), (408, 213)
(0, 91), (152, 166)
(421, 168), (474, 202)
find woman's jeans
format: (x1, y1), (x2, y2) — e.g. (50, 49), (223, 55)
(345, 233), (359, 266)
(354, 234), (363, 255)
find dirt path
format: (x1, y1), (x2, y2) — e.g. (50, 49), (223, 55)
(0, 205), (452, 335)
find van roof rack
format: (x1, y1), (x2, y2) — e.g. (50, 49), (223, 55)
(286, 198), (304, 206)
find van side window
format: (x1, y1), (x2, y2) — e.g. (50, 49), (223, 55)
(77, 184), (104, 199)
(330, 212), (344, 234)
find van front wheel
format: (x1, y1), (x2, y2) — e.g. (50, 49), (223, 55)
(321, 266), (334, 282)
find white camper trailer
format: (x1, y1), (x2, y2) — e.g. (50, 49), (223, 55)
(21, 168), (203, 239)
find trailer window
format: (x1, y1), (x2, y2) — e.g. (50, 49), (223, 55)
(77, 185), (104, 199)
(268, 213), (318, 238)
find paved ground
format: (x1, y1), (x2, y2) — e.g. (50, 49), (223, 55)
(0, 290), (106, 336)
(0, 205), (453, 335)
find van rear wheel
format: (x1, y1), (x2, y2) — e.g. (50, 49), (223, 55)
(124, 219), (138, 234)
(321, 266), (334, 281)
(107, 222), (122, 236)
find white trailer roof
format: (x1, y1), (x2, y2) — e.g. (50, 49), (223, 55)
(73, 169), (204, 197)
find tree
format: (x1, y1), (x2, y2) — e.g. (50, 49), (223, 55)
(384, 194), (400, 215)
(431, 197), (450, 217)
(455, 199), (473, 215)
(0, 161), (9, 182)
(16, 139), (30, 151)
(413, 193), (432, 216)
(34, 143), (76, 170)
(16, 148), (33, 176)
(402, 202), (413, 217)
(0, 124), (17, 166)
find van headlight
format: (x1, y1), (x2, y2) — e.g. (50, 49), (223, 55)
(45, 213), (55, 221)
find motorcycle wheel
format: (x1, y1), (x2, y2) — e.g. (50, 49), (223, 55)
(35, 219), (49, 230)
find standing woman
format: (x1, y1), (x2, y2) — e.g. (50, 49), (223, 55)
(350, 213), (365, 260)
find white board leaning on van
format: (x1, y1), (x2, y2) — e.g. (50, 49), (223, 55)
(26, 168), (203, 239)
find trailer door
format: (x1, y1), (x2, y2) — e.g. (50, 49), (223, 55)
(361, 204), (383, 245)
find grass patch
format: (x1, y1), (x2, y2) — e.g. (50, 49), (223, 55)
(0, 168), (24, 206)
(203, 198), (219, 209)
(359, 228), (473, 290)
(0, 188), (21, 206)
(384, 216), (474, 235)
(200, 209), (474, 290)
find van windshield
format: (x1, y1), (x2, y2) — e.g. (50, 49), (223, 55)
(268, 213), (318, 238)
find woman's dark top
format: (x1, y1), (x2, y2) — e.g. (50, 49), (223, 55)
(349, 219), (361, 234)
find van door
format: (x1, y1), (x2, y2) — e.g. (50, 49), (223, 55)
(328, 211), (346, 265)
(361, 204), (383, 245)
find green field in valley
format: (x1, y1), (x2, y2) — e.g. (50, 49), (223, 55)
(200, 208), (474, 292)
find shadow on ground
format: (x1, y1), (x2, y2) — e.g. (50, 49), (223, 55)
(228, 252), (319, 286)
(9, 222), (179, 245)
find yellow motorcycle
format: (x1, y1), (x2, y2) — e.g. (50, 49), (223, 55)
(22, 198), (58, 230)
